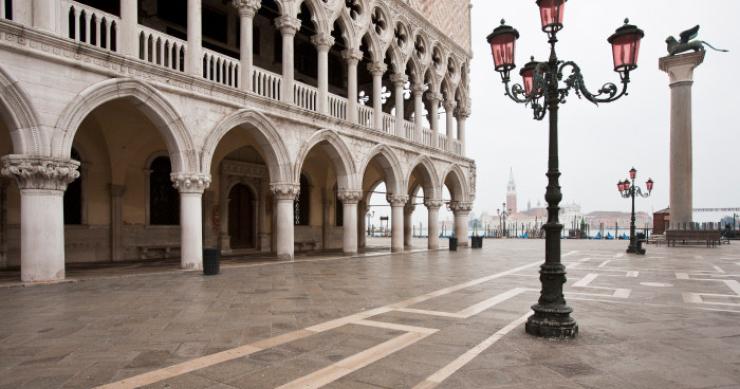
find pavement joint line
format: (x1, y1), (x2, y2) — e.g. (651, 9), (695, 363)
(95, 259), (544, 389)
(411, 312), (531, 389)
(395, 287), (536, 319)
(571, 273), (631, 298)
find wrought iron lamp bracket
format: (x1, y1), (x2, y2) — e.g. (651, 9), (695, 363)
(558, 61), (630, 105)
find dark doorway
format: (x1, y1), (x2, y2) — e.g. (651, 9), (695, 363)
(64, 148), (83, 225)
(228, 184), (255, 249)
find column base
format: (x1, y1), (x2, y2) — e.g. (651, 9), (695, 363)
(525, 305), (578, 338)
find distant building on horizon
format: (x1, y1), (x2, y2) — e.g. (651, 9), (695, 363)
(507, 168), (518, 213)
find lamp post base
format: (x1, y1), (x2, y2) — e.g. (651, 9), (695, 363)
(626, 245), (646, 255)
(526, 304), (578, 338)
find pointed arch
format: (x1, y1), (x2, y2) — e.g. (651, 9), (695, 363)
(53, 78), (195, 173)
(406, 155), (441, 200)
(358, 144), (403, 195)
(294, 129), (357, 190)
(202, 109), (291, 183)
(441, 164), (470, 203)
(0, 66), (42, 155)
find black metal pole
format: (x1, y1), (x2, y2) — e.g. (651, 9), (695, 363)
(525, 36), (578, 338)
(627, 184), (637, 252)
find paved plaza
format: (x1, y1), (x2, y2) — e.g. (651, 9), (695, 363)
(1, 240), (740, 388)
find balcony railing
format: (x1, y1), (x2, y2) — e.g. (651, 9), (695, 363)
(37, 0), (465, 156)
(138, 25), (186, 72)
(61, 0), (120, 51)
(203, 48), (239, 88)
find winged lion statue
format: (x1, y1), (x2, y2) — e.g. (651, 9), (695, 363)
(666, 25), (728, 56)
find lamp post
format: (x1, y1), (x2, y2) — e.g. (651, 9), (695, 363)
(618, 168), (653, 255)
(486, 0), (644, 338)
(497, 203), (511, 238)
(367, 210), (374, 237)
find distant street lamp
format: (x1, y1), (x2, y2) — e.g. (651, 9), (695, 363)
(497, 203), (511, 237)
(486, 0), (644, 338)
(367, 210), (375, 237)
(618, 167), (653, 255)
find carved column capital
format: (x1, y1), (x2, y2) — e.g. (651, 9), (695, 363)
(390, 73), (408, 87)
(275, 16), (301, 36)
(426, 91), (443, 103)
(171, 173), (211, 194)
(311, 33), (335, 51)
(1, 155), (80, 191)
(424, 200), (444, 210)
(342, 49), (364, 63)
(404, 203), (416, 215)
(455, 105), (472, 119)
(448, 201), (473, 214)
(443, 99), (457, 113)
(232, 0), (261, 18)
(367, 62), (388, 76)
(337, 190), (363, 204)
(411, 83), (425, 97)
(386, 194), (409, 207)
(270, 183), (300, 201)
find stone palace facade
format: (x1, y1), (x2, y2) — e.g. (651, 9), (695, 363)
(0, 0), (475, 282)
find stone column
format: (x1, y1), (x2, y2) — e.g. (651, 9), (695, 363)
(109, 184), (126, 261)
(338, 191), (361, 255)
(233, 0), (261, 92)
(119, 0), (138, 57)
(427, 91), (442, 148)
(412, 83), (425, 142)
(450, 202), (472, 247)
(444, 100), (457, 151)
(0, 179), (7, 269)
(358, 200), (367, 249)
(456, 106), (470, 155)
(344, 49), (363, 123)
(172, 174), (210, 271)
(271, 183), (298, 260)
(275, 16), (301, 105)
(311, 33), (334, 115)
(387, 194), (408, 253)
(1, 156), (79, 282)
(425, 200), (442, 250)
(368, 62), (388, 130)
(32, 0), (56, 32)
(391, 73), (407, 137)
(219, 193), (231, 253)
(11, 0), (31, 25)
(187, 0), (202, 76)
(404, 203), (414, 249)
(659, 51), (705, 226)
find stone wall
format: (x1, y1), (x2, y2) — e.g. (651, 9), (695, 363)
(409, 0), (472, 51)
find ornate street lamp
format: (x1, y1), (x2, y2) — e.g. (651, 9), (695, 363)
(618, 168), (653, 255)
(497, 203), (511, 238)
(486, 4), (644, 338)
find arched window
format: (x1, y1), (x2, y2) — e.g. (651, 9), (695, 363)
(334, 184), (343, 227)
(294, 174), (310, 226)
(64, 148), (83, 225)
(149, 156), (179, 225)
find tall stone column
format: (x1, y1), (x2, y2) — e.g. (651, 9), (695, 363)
(172, 174), (210, 270)
(427, 91), (442, 148)
(368, 62), (388, 130)
(187, 0), (202, 76)
(312, 33), (334, 115)
(275, 16), (301, 105)
(32, 0), (57, 32)
(1, 156), (79, 282)
(119, 0), (138, 57)
(412, 83), (425, 142)
(456, 106), (470, 155)
(450, 201), (472, 247)
(233, 0), (261, 92)
(109, 184), (126, 261)
(358, 200), (367, 249)
(444, 100), (457, 151)
(271, 183), (298, 260)
(11, 0), (31, 25)
(344, 49), (362, 123)
(404, 203), (414, 249)
(391, 73), (407, 137)
(659, 51), (705, 227)
(338, 191), (361, 255)
(0, 179), (7, 269)
(425, 200), (443, 250)
(387, 194), (408, 253)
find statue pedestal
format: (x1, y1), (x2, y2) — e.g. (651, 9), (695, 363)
(659, 51), (705, 226)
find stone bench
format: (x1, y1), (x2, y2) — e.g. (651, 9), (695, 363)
(665, 230), (722, 247)
(294, 240), (319, 253)
(137, 244), (179, 260)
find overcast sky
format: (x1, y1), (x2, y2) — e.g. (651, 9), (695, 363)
(467, 0), (739, 219)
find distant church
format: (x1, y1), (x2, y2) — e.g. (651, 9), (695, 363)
(507, 168), (518, 213)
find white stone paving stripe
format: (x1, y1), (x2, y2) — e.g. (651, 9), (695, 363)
(411, 313), (531, 389)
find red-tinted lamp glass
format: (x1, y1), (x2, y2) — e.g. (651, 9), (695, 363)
(536, 0), (566, 33)
(519, 59), (538, 96)
(487, 21), (520, 73)
(646, 178), (654, 192)
(624, 180), (631, 191)
(629, 168), (637, 180)
(617, 181), (624, 192)
(608, 20), (645, 73)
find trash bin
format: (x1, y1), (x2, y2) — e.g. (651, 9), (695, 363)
(472, 236), (483, 249)
(449, 237), (458, 251)
(203, 248), (220, 276)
